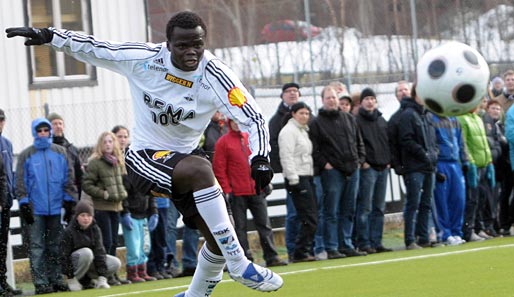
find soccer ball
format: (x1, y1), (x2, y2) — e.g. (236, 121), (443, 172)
(415, 41), (490, 116)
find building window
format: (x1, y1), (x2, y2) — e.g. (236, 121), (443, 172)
(27, 0), (95, 88)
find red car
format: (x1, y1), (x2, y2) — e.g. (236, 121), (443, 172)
(260, 19), (322, 43)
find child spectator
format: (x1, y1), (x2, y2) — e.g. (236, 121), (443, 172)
(62, 200), (121, 291)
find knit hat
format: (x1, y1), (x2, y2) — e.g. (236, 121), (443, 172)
(75, 200), (94, 216)
(47, 112), (64, 123)
(360, 88), (376, 100)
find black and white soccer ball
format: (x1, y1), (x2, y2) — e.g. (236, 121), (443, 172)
(416, 41), (490, 116)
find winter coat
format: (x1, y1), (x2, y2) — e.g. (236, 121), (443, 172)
(269, 102), (291, 173)
(356, 108), (391, 170)
(397, 98), (439, 174)
(482, 113), (503, 164)
(278, 118), (313, 185)
(430, 113), (468, 164)
(213, 125), (255, 196)
(494, 92), (514, 113)
(61, 218), (108, 277)
(53, 135), (83, 198)
(16, 118), (77, 215)
(83, 156), (127, 212)
(202, 119), (228, 161)
(0, 134), (15, 207)
(457, 113), (492, 168)
(309, 108), (366, 176)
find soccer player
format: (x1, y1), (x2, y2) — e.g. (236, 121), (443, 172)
(6, 10), (282, 297)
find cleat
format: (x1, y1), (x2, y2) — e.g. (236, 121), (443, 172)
(229, 263), (283, 292)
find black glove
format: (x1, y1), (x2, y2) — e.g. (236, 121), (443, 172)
(63, 201), (76, 224)
(5, 27), (54, 46)
(435, 172), (447, 183)
(286, 183), (302, 194)
(19, 203), (34, 225)
(251, 156), (274, 195)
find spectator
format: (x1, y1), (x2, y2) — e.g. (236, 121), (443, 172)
(121, 169), (159, 283)
(82, 132), (128, 285)
(504, 105), (514, 234)
(491, 76), (504, 98)
(214, 119), (287, 267)
(482, 100), (504, 237)
(62, 200), (121, 291)
(495, 69), (514, 112)
(430, 113), (468, 245)
(457, 107), (494, 241)
(202, 111), (228, 161)
(328, 80), (348, 94)
(147, 197), (172, 280)
(47, 113), (83, 199)
(268, 82), (301, 261)
(355, 88), (393, 253)
(165, 202), (200, 277)
(278, 102), (318, 262)
(309, 85), (366, 258)
(350, 92), (361, 116)
(338, 93), (352, 113)
(0, 109), (22, 296)
(396, 86), (438, 250)
(388, 82), (411, 177)
(16, 118), (77, 294)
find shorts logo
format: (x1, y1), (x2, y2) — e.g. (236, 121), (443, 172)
(165, 73), (194, 88)
(228, 87), (247, 108)
(152, 151), (174, 162)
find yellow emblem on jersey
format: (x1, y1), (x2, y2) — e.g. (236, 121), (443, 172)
(228, 87), (247, 108)
(152, 150), (173, 161)
(164, 73), (193, 88)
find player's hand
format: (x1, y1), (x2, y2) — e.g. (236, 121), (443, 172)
(251, 156), (274, 195)
(5, 27), (54, 46)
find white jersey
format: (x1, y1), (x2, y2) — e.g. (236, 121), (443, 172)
(50, 29), (270, 159)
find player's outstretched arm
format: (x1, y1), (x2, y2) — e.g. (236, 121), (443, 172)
(5, 27), (53, 46)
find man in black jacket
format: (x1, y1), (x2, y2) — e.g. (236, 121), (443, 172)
(310, 85), (366, 258)
(397, 88), (439, 250)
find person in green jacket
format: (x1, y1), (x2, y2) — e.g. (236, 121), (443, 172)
(457, 107), (495, 242)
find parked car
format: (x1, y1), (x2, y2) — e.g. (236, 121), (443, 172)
(260, 19), (322, 43)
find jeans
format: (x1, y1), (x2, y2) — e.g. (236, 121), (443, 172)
(403, 171), (435, 246)
(284, 192), (299, 258)
(166, 202), (199, 269)
(94, 210), (120, 256)
(313, 176), (325, 254)
(229, 194), (279, 263)
(285, 176), (318, 258)
(122, 217), (148, 266)
(463, 168), (487, 239)
(355, 167), (388, 249)
(321, 168), (360, 251)
(29, 215), (64, 286)
(148, 207), (168, 273)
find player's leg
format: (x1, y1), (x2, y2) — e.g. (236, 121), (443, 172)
(172, 156), (283, 293)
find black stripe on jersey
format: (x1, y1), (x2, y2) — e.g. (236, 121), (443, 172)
(206, 61), (233, 92)
(54, 30), (161, 53)
(194, 187), (221, 204)
(125, 150), (172, 188)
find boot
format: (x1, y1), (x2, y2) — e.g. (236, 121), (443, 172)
(137, 263), (157, 281)
(126, 265), (145, 283)
(114, 273), (131, 285)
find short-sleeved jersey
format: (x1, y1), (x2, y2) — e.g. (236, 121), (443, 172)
(50, 29), (270, 159)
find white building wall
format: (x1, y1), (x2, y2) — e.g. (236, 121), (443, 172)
(0, 0), (147, 154)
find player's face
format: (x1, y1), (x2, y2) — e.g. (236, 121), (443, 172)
(167, 26), (205, 72)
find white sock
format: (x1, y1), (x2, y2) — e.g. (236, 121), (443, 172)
(185, 243), (225, 297)
(193, 186), (250, 274)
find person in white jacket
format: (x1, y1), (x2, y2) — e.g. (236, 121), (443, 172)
(278, 102), (318, 262)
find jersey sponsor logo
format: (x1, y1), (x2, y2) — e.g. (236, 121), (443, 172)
(143, 62), (168, 72)
(164, 73), (194, 88)
(144, 93), (196, 126)
(228, 87), (247, 108)
(151, 150), (175, 162)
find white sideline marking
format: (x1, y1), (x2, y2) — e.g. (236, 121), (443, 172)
(98, 243), (514, 297)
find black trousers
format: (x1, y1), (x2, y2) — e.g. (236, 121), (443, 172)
(0, 208), (10, 284)
(286, 176), (318, 258)
(229, 194), (279, 263)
